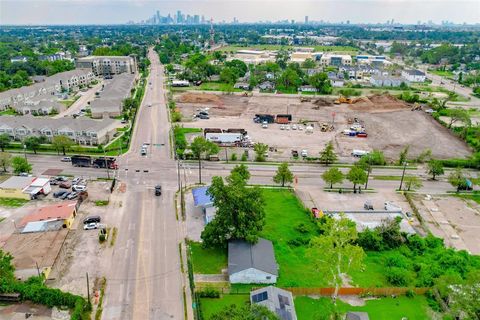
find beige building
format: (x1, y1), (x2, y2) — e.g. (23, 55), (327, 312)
(320, 54), (353, 66)
(76, 56), (137, 76)
(90, 73), (136, 119)
(0, 116), (118, 145)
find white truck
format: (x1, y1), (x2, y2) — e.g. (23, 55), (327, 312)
(205, 132), (243, 144)
(351, 149), (369, 157)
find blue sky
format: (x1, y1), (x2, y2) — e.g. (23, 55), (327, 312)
(1, 0), (479, 25)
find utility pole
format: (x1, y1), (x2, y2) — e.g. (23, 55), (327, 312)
(225, 147), (228, 163)
(86, 272), (91, 306)
(102, 148), (110, 179)
(398, 161), (408, 191)
(35, 261), (41, 277)
(23, 144), (27, 160)
(177, 158), (181, 191)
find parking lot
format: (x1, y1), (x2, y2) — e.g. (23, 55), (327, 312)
(175, 92), (471, 162)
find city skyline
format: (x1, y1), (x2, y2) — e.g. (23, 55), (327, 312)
(1, 0), (479, 26)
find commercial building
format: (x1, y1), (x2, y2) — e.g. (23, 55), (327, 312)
(20, 200), (78, 229)
(230, 50), (277, 64)
(90, 73), (136, 119)
(250, 286), (297, 320)
(320, 54), (352, 67)
(76, 56), (137, 76)
(0, 176), (51, 200)
(401, 69), (426, 82)
(0, 69), (95, 110)
(0, 116), (118, 145)
(2, 229), (69, 280)
(355, 55), (391, 66)
(228, 238), (278, 284)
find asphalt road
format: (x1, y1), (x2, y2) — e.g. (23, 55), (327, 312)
(101, 48), (184, 320)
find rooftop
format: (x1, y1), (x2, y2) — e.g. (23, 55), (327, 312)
(403, 69), (426, 76)
(192, 186), (213, 207)
(0, 176), (35, 190)
(228, 238), (278, 276)
(20, 200), (77, 227)
(250, 286), (297, 320)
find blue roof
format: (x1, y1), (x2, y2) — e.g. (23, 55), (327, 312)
(192, 186), (213, 207)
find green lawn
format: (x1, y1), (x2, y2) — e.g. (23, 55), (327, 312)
(260, 189), (323, 287)
(0, 109), (16, 116)
(0, 217), (5, 223)
(198, 82), (243, 92)
(295, 295), (432, 320)
(430, 70), (454, 77)
(349, 251), (389, 287)
(200, 294), (250, 319)
(0, 198), (29, 208)
(189, 241), (227, 274)
(372, 175), (402, 181)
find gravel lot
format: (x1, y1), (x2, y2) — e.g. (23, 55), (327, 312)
(176, 92), (471, 162)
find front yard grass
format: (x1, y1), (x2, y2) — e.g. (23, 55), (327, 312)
(0, 198), (29, 208)
(200, 294), (250, 319)
(189, 241), (227, 274)
(295, 295), (432, 320)
(260, 189), (322, 287)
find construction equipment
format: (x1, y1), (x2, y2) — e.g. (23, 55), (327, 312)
(334, 96), (354, 105)
(300, 97), (312, 102)
(320, 123), (334, 132)
(411, 103), (421, 111)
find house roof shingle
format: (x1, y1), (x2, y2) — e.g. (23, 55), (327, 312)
(228, 238), (278, 276)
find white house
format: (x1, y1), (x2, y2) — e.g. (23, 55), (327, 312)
(228, 238), (278, 284)
(401, 69), (426, 82)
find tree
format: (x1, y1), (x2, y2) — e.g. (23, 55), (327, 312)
(0, 134), (10, 152)
(0, 152), (12, 172)
(301, 58), (316, 69)
(319, 141), (337, 166)
(24, 136), (44, 154)
(210, 304), (278, 320)
(231, 164), (251, 182)
(253, 143), (269, 162)
(448, 168), (468, 192)
(220, 67), (238, 85)
(11, 156), (32, 174)
(446, 271), (480, 320)
(201, 169), (265, 248)
(448, 108), (471, 129)
(404, 175), (423, 191)
(273, 162), (294, 187)
(398, 145), (409, 166)
(52, 135), (75, 155)
(277, 68), (301, 92)
(309, 72), (332, 94)
(321, 167), (344, 189)
(346, 166), (368, 193)
(356, 158), (372, 189)
(190, 137), (219, 184)
(427, 159), (444, 180)
(307, 215), (365, 302)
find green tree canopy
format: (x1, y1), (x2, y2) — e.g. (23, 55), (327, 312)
(201, 167), (265, 248)
(346, 166), (368, 193)
(319, 141), (337, 166)
(427, 159), (445, 180)
(253, 143), (269, 162)
(24, 136), (45, 154)
(273, 162), (294, 187)
(448, 168), (469, 192)
(190, 136), (219, 184)
(309, 72), (332, 94)
(0, 152), (12, 172)
(321, 167), (344, 189)
(11, 156), (32, 174)
(52, 135), (75, 155)
(0, 133), (11, 152)
(210, 304), (278, 320)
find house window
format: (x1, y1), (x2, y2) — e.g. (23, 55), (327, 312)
(266, 276), (271, 280)
(251, 291), (268, 303)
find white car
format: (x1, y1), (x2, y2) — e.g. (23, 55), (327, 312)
(83, 222), (98, 230)
(301, 149), (308, 157)
(280, 125), (285, 130)
(261, 121), (268, 129)
(298, 126), (304, 131)
(73, 185), (87, 192)
(61, 157), (71, 162)
(292, 124), (297, 130)
(285, 125), (291, 130)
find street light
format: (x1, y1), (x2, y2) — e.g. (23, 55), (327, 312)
(398, 162), (408, 191)
(23, 144), (27, 160)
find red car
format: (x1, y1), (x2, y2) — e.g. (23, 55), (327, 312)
(59, 182), (71, 189)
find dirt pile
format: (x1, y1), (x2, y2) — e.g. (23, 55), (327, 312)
(178, 92), (222, 104)
(313, 97), (334, 107)
(349, 94), (410, 112)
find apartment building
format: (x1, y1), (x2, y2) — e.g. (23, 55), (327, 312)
(0, 69), (95, 110)
(13, 99), (64, 115)
(90, 73), (136, 119)
(401, 69), (426, 82)
(76, 56), (137, 76)
(0, 116), (118, 145)
(320, 54), (353, 67)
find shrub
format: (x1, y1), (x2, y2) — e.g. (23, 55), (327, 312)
(385, 253), (410, 269)
(287, 237), (310, 247)
(406, 289), (416, 298)
(197, 287), (220, 298)
(241, 153), (248, 161)
(385, 267), (410, 286)
(294, 223), (309, 234)
(171, 111), (182, 122)
(230, 153), (237, 161)
(99, 233), (106, 243)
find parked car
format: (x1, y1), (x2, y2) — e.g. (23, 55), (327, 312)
(73, 185), (87, 192)
(49, 178), (59, 185)
(72, 177), (81, 185)
(155, 185), (162, 196)
(53, 190), (68, 198)
(301, 149), (308, 157)
(59, 182), (71, 189)
(83, 216), (101, 224)
(19, 172), (32, 177)
(56, 176), (68, 182)
(364, 201), (374, 210)
(61, 157), (71, 162)
(262, 121), (268, 129)
(197, 114), (209, 119)
(141, 148), (147, 156)
(83, 223), (98, 230)
(67, 192), (78, 200)
(60, 192), (70, 200)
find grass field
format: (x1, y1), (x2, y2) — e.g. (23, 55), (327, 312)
(0, 198), (28, 208)
(430, 70), (454, 78)
(0, 109), (16, 116)
(200, 294), (250, 319)
(295, 295), (432, 320)
(260, 189), (323, 287)
(189, 241), (227, 274)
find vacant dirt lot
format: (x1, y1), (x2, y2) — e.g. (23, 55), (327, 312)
(413, 195), (480, 254)
(175, 92), (471, 161)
